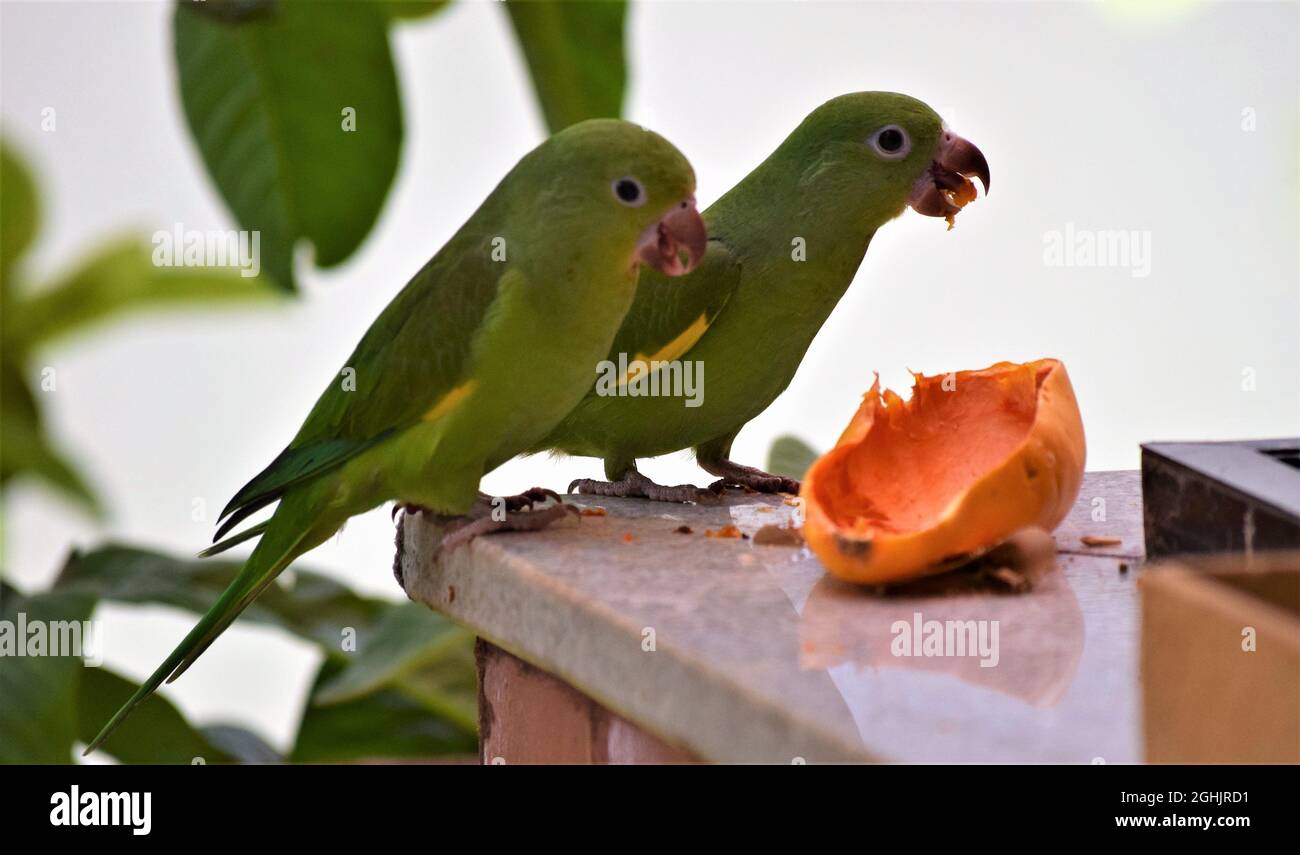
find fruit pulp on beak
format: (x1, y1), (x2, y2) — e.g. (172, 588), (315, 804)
(636, 197), (707, 276)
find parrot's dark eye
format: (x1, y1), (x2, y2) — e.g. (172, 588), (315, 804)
(869, 125), (911, 160)
(612, 177), (645, 207)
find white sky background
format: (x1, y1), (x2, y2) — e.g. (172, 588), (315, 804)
(2, 0), (1297, 750)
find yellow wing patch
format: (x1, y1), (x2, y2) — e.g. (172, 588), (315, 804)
(619, 312), (711, 386)
(422, 380), (479, 423)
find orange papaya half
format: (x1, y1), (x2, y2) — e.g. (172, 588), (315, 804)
(801, 359), (1086, 585)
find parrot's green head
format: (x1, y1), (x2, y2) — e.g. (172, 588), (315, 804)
(514, 119), (707, 277)
(779, 92), (990, 229)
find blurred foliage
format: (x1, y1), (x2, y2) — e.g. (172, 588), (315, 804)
(0, 139), (277, 523)
(0, 141), (475, 763)
(505, 0), (628, 134)
(75, 667), (266, 764)
(384, 0), (453, 20)
(766, 435), (822, 482)
(291, 654), (475, 762)
(172, 0), (629, 291)
(0, 581), (94, 763)
(1, 0), (634, 764)
(174, 0), (403, 291)
(0, 545), (477, 763)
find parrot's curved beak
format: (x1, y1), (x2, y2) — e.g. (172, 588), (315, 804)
(636, 196), (707, 276)
(908, 130), (991, 227)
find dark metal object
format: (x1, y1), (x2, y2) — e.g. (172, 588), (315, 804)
(1141, 439), (1300, 559)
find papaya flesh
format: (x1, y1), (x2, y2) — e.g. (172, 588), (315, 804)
(801, 359), (1086, 585)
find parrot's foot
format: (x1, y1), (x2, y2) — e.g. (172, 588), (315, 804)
(393, 512), (409, 590)
(437, 502), (578, 555)
(700, 459), (801, 495)
(392, 502), (431, 520)
(400, 487), (560, 522)
(479, 486), (562, 512)
(569, 469), (715, 504)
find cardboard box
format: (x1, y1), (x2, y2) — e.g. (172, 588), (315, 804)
(1141, 551), (1300, 763)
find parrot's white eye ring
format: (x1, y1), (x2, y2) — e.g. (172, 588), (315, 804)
(869, 125), (911, 160)
(612, 176), (646, 207)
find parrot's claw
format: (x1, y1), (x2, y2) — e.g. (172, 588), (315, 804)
(483, 486), (562, 512)
(436, 502), (578, 556)
(393, 513), (409, 590)
(569, 469), (716, 504)
(700, 460), (801, 496)
(392, 502), (432, 520)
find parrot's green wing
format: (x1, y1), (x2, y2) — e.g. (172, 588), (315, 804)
(214, 231), (513, 544)
(87, 237), (519, 755)
(213, 434), (395, 542)
(200, 233), (519, 664)
(89, 115), (710, 756)
(603, 237), (742, 368)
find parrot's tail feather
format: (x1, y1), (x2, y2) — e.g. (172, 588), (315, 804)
(216, 431), (394, 534)
(83, 519), (314, 756)
(199, 521), (269, 558)
(166, 570), (286, 684)
(212, 496), (277, 543)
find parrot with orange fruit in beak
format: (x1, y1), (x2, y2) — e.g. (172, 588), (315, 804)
(541, 92), (991, 500)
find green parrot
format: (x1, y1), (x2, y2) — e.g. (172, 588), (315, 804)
(541, 92), (990, 500)
(86, 119), (707, 753)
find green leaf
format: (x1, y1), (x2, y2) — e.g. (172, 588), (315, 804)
(0, 409), (103, 517)
(5, 239), (277, 350)
(54, 544), (385, 652)
(291, 659), (476, 762)
(0, 138), (39, 295)
(766, 435), (822, 481)
(314, 601), (471, 704)
(0, 362), (103, 517)
(76, 667), (246, 764)
(198, 723), (282, 763)
(0, 582), (95, 763)
(385, 635), (478, 733)
(174, 0), (403, 290)
(184, 0), (277, 22)
(384, 0), (451, 21)
(504, 0), (627, 132)
(53, 544), (477, 752)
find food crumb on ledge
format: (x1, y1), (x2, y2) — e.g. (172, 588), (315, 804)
(752, 524), (804, 547)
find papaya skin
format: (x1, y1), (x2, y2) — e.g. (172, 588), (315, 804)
(801, 359), (1086, 586)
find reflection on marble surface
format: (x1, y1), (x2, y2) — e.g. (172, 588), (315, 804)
(800, 569), (1084, 707)
(407, 471), (1145, 762)
(735, 489), (1135, 762)
(730, 473), (1140, 760)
